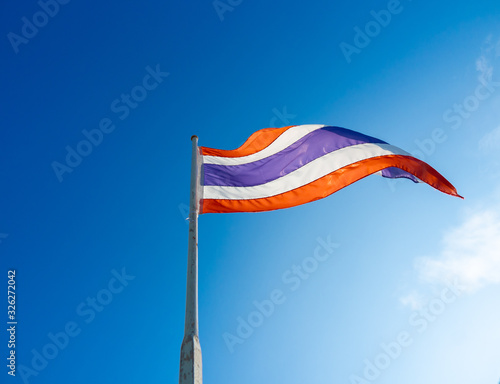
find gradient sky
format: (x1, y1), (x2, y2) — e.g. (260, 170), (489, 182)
(2, 1), (500, 383)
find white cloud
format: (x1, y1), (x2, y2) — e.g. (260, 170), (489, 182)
(476, 34), (500, 83)
(415, 208), (500, 293)
(399, 290), (425, 310)
(478, 126), (500, 154)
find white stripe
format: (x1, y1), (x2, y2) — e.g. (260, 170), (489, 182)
(202, 124), (326, 165)
(203, 143), (412, 200)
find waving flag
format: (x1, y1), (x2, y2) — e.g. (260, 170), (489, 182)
(198, 125), (462, 214)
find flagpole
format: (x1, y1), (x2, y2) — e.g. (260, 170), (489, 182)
(179, 135), (202, 384)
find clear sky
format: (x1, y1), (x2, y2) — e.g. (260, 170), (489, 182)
(2, 1), (500, 383)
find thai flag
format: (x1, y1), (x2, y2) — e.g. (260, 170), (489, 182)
(198, 125), (462, 214)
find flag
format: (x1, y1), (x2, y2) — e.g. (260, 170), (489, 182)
(198, 125), (462, 214)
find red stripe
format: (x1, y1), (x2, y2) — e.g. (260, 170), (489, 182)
(200, 155), (462, 213)
(200, 126), (296, 158)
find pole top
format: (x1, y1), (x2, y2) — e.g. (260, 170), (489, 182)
(191, 135), (198, 141)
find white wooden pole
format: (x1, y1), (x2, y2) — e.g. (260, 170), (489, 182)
(179, 135), (202, 384)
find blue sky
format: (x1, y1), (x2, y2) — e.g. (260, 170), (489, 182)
(2, 1), (500, 383)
